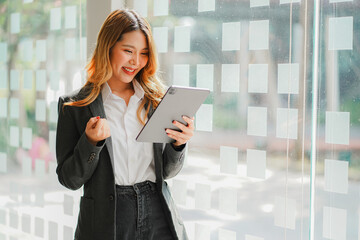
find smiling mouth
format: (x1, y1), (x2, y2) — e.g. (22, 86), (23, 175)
(122, 67), (137, 75)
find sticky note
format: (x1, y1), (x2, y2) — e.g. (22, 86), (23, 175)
(0, 43), (5, 62)
(330, 0), (352, 2)
(280, 0), (300, 4)
(10, 69), (19, 90)
(222, 22), (241, 51)
(174, 26), (191, 53)
(21, 214), (31, 233)
(65, 38), (76, 61)
(0, 68), (7, 89)
(22, 185), (31, 203)
(276, 108), (298, 139)
(64, 226), (74, 240)
(11, 13), (20, 34)
(248, 64), (268, 93)
(0, 152), (6, 173)
(49, 130), (56, 154)
(81, 37), (87, 61)
(22, 157), (32, 176)
(9, 210), (18, 228)
(36, 70), (46, 91)
(196, 64), (214, 91)
(49, 101), (58, 123)
(324, 159), (348, 194)
(195, 183), (211, 210)
(48, 221), (58, 240)
(278, 63), (299, 94)
(219, 229), (236, 240)
(195, 223), (211, 240)
(245, 235), (264, 240)
(35, 159), (46, 177)
(36, 99), (46, 122)
(328, 17), (353, 50)
(247, 149), (266, 179)
(249, 20), (269, 50)
(0, 98), (7, 118)
(250, 0), (269, 7)
(50, 8), (61, 30)
(35, 217), (44, 237)
(65, 6), (77, 29)
(153, 27), (168, 53)
(323, 206), (347, 240)
(196, 104), (213, 132)
(221, 64), (240, 92)
(20, 38), (33, 62)
(247, 107), (267, 136)
(23, 69), (33, 89)
(173, 64), (189, 86)
(10, 98), (19, 119)
(274, 197), (296, 229)
(50, 70), (60, 91)
(325, 111), (350, 145)
(219, 187), (237, 215)
(134, 0), (148, 17)
(154, 0), (168, 16)
(220, 146), (238, 174)
(0, 208), (6, 225)
(36, 40), (46, 62)
(10, 126), (19, 147)
(171, 179), (187, 206)
(64, 194), (74, 216)
(35, 188), (44, 207)
(22, 127), (32, 149)
(198, 0), (215, 12)
(0, 42), (7, 62)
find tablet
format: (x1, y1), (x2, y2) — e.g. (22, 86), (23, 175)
(136, 85), (210, 143)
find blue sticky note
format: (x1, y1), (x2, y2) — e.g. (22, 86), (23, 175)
(10, 70), (19, 90)
(23, 69), (33, 89)
(36, 70), (46, 91)
(0, 42), (7, 62)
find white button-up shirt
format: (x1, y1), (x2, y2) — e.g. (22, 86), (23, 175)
(102, 80), (155, 185)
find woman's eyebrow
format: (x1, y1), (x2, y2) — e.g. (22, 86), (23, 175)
(121, 44), (148, 51)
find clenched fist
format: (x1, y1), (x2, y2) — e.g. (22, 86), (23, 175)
(85, 116), (111, 146)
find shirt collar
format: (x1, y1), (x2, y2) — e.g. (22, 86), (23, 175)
(101, 79), (145, 103)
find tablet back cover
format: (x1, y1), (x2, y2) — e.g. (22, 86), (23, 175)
(136, 85), (210, 143)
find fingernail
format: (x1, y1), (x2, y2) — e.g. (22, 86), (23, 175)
(96, 116), (100, 119)
(172, 120), (176, 124)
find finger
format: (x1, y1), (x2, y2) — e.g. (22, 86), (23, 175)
(182, 115), (194, 129)
(166, 129), (191, 141)
(87, 116), (100, 129)
(166, 132), (186, 144)
(172, 120), (188, 133)
(94, 119), (105, 135)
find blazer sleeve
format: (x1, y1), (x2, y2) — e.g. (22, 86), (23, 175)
(162, 143), (186, 179)
(56, 96), (105, 190)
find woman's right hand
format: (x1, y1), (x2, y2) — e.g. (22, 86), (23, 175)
(85, 116), (111, 146)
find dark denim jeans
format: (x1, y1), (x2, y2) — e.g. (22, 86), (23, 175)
(116, 181), (174, 240)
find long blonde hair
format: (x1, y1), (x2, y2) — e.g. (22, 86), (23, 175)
(64, 9), (165, 125)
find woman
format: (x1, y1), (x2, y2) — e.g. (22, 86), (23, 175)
(56, 9), (192, 240)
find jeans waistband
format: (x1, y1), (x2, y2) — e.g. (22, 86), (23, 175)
(116, 180), (157, 195)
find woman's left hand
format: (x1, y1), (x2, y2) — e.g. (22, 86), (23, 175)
(166, 116), (195, 147)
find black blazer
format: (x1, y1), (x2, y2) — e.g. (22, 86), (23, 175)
(56, 85), (188, 240)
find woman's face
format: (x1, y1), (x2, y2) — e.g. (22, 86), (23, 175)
(109, 30), (149, 84)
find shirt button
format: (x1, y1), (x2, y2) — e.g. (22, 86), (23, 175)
(109, 195), (114, 201)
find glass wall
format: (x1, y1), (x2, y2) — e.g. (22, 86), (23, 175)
(0, 0), (86, 239)
(0, 0), (359, 239)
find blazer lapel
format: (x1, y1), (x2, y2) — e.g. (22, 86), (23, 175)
(89, 93), (115, 170)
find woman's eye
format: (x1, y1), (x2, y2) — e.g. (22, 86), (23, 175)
(125, 50), (132, 53)
(141, 52), (149, 56)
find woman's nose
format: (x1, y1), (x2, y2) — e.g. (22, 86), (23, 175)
(129, 54), (140, 66)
